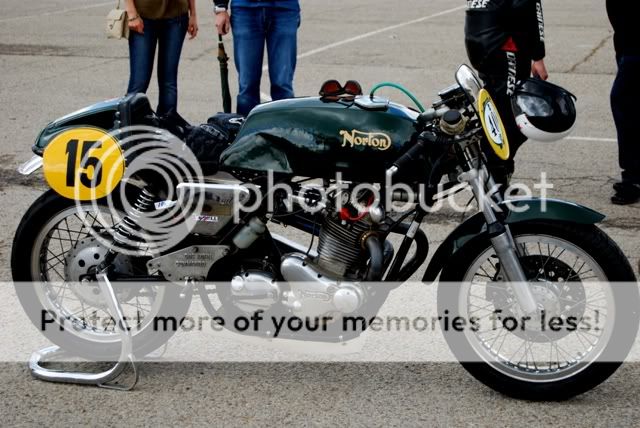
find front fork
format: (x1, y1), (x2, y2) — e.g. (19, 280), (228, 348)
(459, 165), (539, 315)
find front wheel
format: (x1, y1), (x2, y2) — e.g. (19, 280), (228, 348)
(438, 221), (639, 400)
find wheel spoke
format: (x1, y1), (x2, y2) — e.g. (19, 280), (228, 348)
(460, 232), (612, 379)
(30, 205), (164, 340)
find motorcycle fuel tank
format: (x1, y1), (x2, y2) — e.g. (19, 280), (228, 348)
(220, 96), (420, 181)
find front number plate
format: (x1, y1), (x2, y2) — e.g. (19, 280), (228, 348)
(478, 89), (510, 161)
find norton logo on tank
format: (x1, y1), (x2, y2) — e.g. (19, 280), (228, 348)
(339, 129), (392, 151)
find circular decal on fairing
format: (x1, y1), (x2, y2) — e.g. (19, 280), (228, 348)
(43, 127), (125, 200)
(478, 89), (510, 161)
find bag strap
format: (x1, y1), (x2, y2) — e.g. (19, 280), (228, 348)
(116, 0), (121, 10)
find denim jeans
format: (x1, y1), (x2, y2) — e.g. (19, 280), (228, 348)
(611, 55), (640, 184)
(127, 14), (188, 117)
(231, 6), (300, 116)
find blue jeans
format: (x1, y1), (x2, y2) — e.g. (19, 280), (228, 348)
(611, 55), (640, 184)
(231, 7), (300, 116)
(127, 14), (188, 117)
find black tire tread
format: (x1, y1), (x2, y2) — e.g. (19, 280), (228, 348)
(439, 220), (639, 401)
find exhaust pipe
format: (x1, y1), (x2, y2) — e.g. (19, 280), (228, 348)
(364, 234), (384, 281)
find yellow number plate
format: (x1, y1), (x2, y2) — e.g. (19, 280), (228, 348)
(478, 89), (510, 161)
(43, 127), (125, 200)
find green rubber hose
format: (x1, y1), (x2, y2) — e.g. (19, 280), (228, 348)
(369, 82), (426, 112)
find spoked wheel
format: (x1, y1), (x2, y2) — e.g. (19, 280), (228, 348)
(11, 190), (191, 359)
(438, 221), (639, 400)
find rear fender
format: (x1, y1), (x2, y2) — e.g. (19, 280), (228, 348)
(32, 98), (120, 156)
(422, 198), (605, 283)
(20, 98), (121, 177)
(18, 155), (43, 176)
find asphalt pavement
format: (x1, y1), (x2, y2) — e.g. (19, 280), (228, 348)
(0, 0), (639, 426)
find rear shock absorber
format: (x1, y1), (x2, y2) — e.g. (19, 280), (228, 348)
(97, 187), (156, 274)
(115, 187), (155, 248)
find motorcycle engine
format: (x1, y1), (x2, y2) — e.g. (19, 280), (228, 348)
(226, 188), (387, 321)
(316, 210), (375, 278)
(277, 189), (386, 319)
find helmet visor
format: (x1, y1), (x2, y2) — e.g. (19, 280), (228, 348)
(516, 95), (553, 117)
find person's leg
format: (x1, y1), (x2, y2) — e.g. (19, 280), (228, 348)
(478, 50), (529, 186)
(156, 14), (188, 116)
(265, 7), (300, 101)
(611, 55), (640, 204)
(127, 18), (158, 95)
(231, 7), (266, 116)
(612, 55), (640, 184)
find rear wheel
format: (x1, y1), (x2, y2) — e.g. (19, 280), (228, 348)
(11, 190), (191, 360)
(438, 221), (639, 400)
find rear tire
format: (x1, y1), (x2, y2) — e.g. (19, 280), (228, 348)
(11, 190), (191, 360)
(438, 221), (639, 400)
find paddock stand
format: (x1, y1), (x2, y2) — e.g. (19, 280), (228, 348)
(28, 273), (138, 391)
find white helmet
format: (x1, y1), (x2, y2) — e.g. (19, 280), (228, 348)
(512, 78), (577, 142)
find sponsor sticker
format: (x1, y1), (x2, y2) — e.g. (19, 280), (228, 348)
(155, 200), (178, 210)
(195, 215), (220, 223)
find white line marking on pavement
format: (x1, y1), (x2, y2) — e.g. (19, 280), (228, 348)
(567, 136), (616, 143)
(297, 5), (466, 60)
(259, 5), (466, 103)
(0, 1), (113, 23)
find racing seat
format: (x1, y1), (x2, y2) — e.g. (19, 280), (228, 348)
(116, 93), (191, 140)
(116, 93), (154, 128)
(185, 113), (245, 175)
(116, 93), (245, 175)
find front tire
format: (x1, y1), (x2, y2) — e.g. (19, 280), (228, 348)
(438, 221), (639, 400)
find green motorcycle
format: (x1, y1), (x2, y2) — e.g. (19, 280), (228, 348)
(11, 65), (639, 400)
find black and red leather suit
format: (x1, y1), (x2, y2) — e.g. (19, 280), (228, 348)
(465, 0), (546, 182)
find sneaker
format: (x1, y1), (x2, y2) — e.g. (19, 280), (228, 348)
(611, 182), (640, 205)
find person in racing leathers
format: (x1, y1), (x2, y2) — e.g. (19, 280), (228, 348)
(465, 0), (548, 187)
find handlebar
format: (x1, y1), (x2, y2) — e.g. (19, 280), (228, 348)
(416, 107), (450, 127)
(392, 131), (449, 172)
